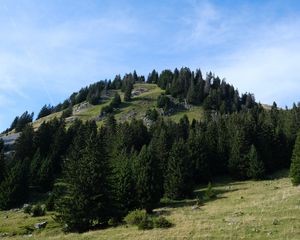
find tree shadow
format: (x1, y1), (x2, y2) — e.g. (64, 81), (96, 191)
(159, 182), (243, 211)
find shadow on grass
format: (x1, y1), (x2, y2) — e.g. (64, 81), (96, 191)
(159, 181), (243, 211)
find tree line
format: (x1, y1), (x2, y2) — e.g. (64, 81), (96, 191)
(1, 102), (300, 231)
(4, 67), (255, 134)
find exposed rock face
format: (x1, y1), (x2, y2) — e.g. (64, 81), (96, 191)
(34, 221), (48, 229)
(0, 132), (21, 146)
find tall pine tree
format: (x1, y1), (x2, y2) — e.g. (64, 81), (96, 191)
(164, 139), (193, 199)
(135, 144), (162, 213)
(290, 131), (300, 185)
(57, 128), (113, 232)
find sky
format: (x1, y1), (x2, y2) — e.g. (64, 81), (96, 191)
(0, 0), (300, 131)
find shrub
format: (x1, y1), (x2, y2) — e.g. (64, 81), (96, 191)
(111, 93), (121, 108)
(138, 216), (154, 230)
(101, 105), (113, 115)
(154, 216), (172, 228)
(145, 108), (159, 121)
(23, 205), (32, 214)
(31, 204), (46, 217)
(108, 218), (119, 227)
(61, 107), (72, 119)
(124, 209), (147, 225)
(204, 182), (216, 200)
(45, 193), (55, 211)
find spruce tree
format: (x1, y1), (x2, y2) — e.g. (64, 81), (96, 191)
(164, 139), (193, 199)
(112, 150), (137, 217)
(56, 131), (113, 232)
(247, 145), (265, 180)
(0, 149), (5, 184)
(0, 160), (29, 210)
(124, 82), (133, 102)
(290, 131), (300, 185)
(188, 130), (210, 183)
(228, 129), (249, 179)
(135, 145), (162, 213)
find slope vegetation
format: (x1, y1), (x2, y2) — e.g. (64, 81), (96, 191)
(1, 170), (300, 239)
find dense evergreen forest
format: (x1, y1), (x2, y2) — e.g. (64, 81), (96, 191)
(1, 67), (300, 232)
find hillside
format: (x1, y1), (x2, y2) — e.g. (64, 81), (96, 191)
(1, 68), (299, 240)
(1, 170), (300, 239)
(31, 83), (203, 130)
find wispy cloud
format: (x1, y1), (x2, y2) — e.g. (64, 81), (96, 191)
(172, 1), (300, 106)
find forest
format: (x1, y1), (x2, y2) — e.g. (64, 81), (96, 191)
(1, 67), (300, 233)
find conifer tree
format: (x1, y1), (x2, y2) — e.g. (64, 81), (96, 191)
(0, 147), (5, 184)
(57, 130), (113, 232)
(228, 129), (249, 179)
(164, 139), (193, 199)
(135, 144), (162, 213)
(290, 131), (300, 185)
(247, 145), (265, 180)
(124, 81), (133, 102)
(0, 160), (29, 210)
(112, 150), (137, 217)
(188, 130), (210, 183)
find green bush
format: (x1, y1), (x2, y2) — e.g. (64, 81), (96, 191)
(31, 204), (46, 217)
(61, 107), (72, 119)
(138, 216), (154, 230)
(23, 205), (32, 214)
(101, 105), (113, 115)
(45, 193), (55, 211)
(124, 209), (147, 225)
(154, 216), (172, 228)
(108, 218), (119, 227)
(204, 182), (216, 200)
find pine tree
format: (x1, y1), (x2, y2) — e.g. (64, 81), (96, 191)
(0, 160), (29, 210)
(124, 82), (133, 102)
(0, 148), (5, 184)
(188, 130), (210, 183)
(56, 131), (113, 232)
(135, 145), (162, 213)
(290, 131), (300, 185)
(111, 92), (121, 108)
(228, 129), (249, 179)
(112, 150), (137, 217)
(164, 139), (193, 199)
(247, 145), (265, 180)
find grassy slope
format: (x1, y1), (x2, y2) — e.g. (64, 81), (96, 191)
(28, 84), (203, 130)
(1, 170), (300, 239)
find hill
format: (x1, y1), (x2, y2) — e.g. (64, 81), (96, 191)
(33, 83), (203, 128)
(1, 82), (204, 146)
(1, 170), (300, 239)
(1, 68), (300, 239)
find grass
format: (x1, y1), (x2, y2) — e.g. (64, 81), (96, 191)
(2, 170), (300, 239)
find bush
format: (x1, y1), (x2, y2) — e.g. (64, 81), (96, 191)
(124, 209), (147, 225)
(157, 94), (172, 111)
(101, 105), (113, 115)
(204, 182), (216, 200)
(111, 93), (121, 108)
(138, 216), (154, 230)
(61, 107), (72, 119)
(154, 216), (172, 228)
(31, 204), (46, 217)
(145, 108), (159, 121)
(108, 218), (119, 227)
(23, 205), (32, 214)
(45, 193), (55, 211)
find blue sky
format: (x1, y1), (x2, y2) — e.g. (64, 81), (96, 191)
(0, 0), (300, 131)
